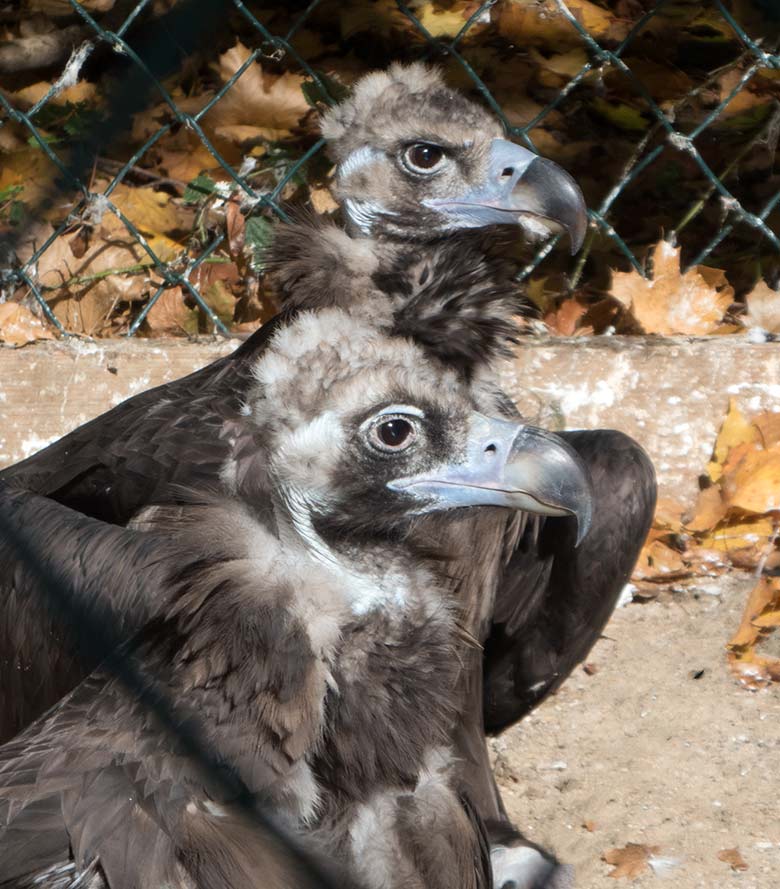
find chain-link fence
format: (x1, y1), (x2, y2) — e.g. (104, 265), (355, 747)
(1, 0), (778, 337)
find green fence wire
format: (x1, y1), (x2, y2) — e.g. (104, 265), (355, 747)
(0, 0), (778, 336)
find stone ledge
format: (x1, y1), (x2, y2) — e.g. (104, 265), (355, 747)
(1, 335), (777, 503)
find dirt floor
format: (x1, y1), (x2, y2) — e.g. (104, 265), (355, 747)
(492, 572), (780, 889)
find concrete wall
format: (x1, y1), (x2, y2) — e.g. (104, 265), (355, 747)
(1, 336), (777, 504)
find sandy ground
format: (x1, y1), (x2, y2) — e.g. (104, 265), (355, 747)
(492, 572), (780, 889)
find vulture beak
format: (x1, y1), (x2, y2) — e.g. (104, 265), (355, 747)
(389, 414), (593, 545)
(425, 139), (588, 253)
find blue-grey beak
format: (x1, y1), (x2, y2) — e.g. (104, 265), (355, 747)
(389, 414), (593, 545)
(424, 138), (588, 253)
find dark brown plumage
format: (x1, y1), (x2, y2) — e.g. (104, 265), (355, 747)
(0, 63), (654, 889)
(2, 309), (563, 889)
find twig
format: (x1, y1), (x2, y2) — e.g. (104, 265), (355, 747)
(95, 157), (190, 194)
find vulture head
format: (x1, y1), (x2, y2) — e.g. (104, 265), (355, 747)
(321, 63), (587, 251)
(247, 308), (593, 558)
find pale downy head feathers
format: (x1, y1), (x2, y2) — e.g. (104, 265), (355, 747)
(319, 63), (503, 240)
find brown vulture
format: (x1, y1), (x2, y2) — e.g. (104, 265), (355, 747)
(0, 65), (656, 887)
(0, 305), (593, 889)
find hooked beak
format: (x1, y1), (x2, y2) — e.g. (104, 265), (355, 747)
(388, 414), (593, 545)
(424, 138), (588, 253)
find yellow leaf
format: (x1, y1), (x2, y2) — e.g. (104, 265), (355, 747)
(699, 517), (775, 556)
(707, 399), (757, 481)
(611, 241), (733, 335)
(406, 0), (485, 39)
(727, 577), (780, 689)
(105, 183), (193, 241)
(723, 449), (780, 514)
(728, 576), (780, 648)
(685, 485), (726, 532)
(0, 303), (55, 346)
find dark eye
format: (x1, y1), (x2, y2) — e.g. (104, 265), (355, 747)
(370, 417), (417, 453)
(403, 143), (445, 174)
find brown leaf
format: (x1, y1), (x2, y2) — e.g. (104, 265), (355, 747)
(633, 538), (690, 582)
(143, 287), (198, 337)
(204, 43), (311, 144)
(543, 297), (590, 336)
(226, 201), (246, 257)
(0, 303), (55, 346)
(12, 79), (96, 107)
(611, 241), (733, 335)
(744, 280), (780, 333)
(497, 0), (629, 50)
(16, 221), (157, 335)
(603, 843), (661, 879)
(718, 848), (749, 871)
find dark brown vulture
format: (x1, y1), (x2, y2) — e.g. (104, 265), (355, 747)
(0, 64), (656, 888)
(0, 306), (593, 889)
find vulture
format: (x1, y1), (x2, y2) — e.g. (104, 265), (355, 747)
(0, 305), (594, 889)
(0, 64), (656, 886)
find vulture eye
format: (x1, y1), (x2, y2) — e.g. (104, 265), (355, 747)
(368, 416), (418, 453)
(402, 143), (445, 174)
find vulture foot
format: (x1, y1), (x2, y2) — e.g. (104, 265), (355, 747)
(491, 843), (575, 889)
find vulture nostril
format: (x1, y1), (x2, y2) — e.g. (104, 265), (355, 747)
(501, 166), (514, 177)
(485, 443), (498, 457)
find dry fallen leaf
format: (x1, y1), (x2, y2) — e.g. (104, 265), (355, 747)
(0, 303), (55, 346)
(708, 399), (757, 482)
(722, 449), (780, 514)
(143, 286), (198, 337)
(685, 485), (727, 532)
(406, 0), (487, 39)
(699, 517), (776, 568)
(497, 0), (629, 49)
(204, 43), (311, 145)
(611, 241), (733, 335)
(744, 280), (780, 333)
(718, 848), (749, 871)
(543, 297), (590, 336)
(603, 843), (661, 879)
(727, 576), (780, 688)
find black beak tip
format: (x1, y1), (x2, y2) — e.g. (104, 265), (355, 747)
(530, 156), (588, 254)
